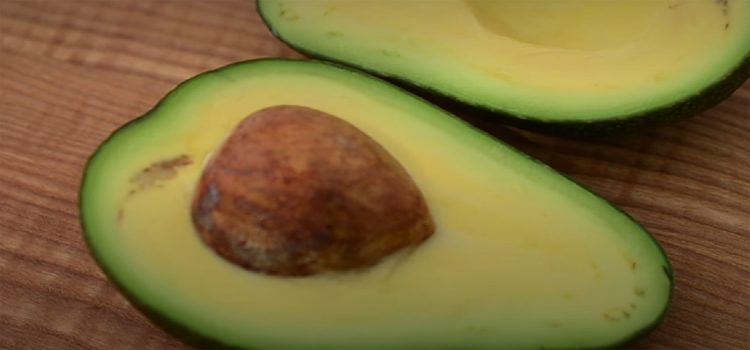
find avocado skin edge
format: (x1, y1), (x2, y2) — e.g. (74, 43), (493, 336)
(78, 57), (674, 350)
(421, 56), (750, 139)
(76, 66), (241, 350)
(256, 0), (749, 138)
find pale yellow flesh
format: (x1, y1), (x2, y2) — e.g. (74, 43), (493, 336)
(89, 66), (670, 348)
(269, 0), (750, 119)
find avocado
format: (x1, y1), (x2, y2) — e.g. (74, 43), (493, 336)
(79, 58), (673, 350)
(257, 0), (750, 136)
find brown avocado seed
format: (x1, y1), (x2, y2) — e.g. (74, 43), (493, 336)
(191, 105), (435, 277)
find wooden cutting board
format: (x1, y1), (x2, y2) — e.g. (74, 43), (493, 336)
(1, 1), (748, 349)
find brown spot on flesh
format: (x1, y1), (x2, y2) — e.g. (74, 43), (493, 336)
(192, 105), (435, 277)
(715, 0), (729, 28)
(130, 154), (192, 190)
(603, 307), (629, 322)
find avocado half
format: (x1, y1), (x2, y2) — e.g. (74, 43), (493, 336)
(257, 0), (750, 136)
(79, 58), (673, 350)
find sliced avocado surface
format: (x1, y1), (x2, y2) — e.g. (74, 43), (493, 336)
(258, 0), (750, 135)
(79, 58), (672, 350)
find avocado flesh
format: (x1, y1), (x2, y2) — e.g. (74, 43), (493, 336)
(258, 0), (750, 135)
(79, 59), (672, 350)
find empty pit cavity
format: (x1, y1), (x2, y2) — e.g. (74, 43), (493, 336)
(466, 0), (672, 50)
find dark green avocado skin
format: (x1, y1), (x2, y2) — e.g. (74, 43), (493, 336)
(82, 202), (670, 350)
(257, 0), (749, 138)
(77, 67), (244, 350)
(424, 56), (750, 138)
(79, 57), (673, 350)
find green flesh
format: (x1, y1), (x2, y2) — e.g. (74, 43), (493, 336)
(79, 58), (672, 350)
(257, 0), (750, 136)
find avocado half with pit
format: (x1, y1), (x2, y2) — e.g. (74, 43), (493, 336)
(258, 0), (750, 136)
(79, 58), (673, 350)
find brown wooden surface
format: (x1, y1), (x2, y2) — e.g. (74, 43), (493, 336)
(0, 1), (748, 349)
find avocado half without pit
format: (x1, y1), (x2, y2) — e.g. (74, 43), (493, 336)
(258, 0), (750, 136)
(79, 59), (673, 350)
(192, 105), (434, 277)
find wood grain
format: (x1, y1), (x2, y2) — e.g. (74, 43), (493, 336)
(0, 1), (748, 349)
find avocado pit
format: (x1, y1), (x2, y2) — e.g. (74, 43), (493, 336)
(191, 105), (435, 277)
